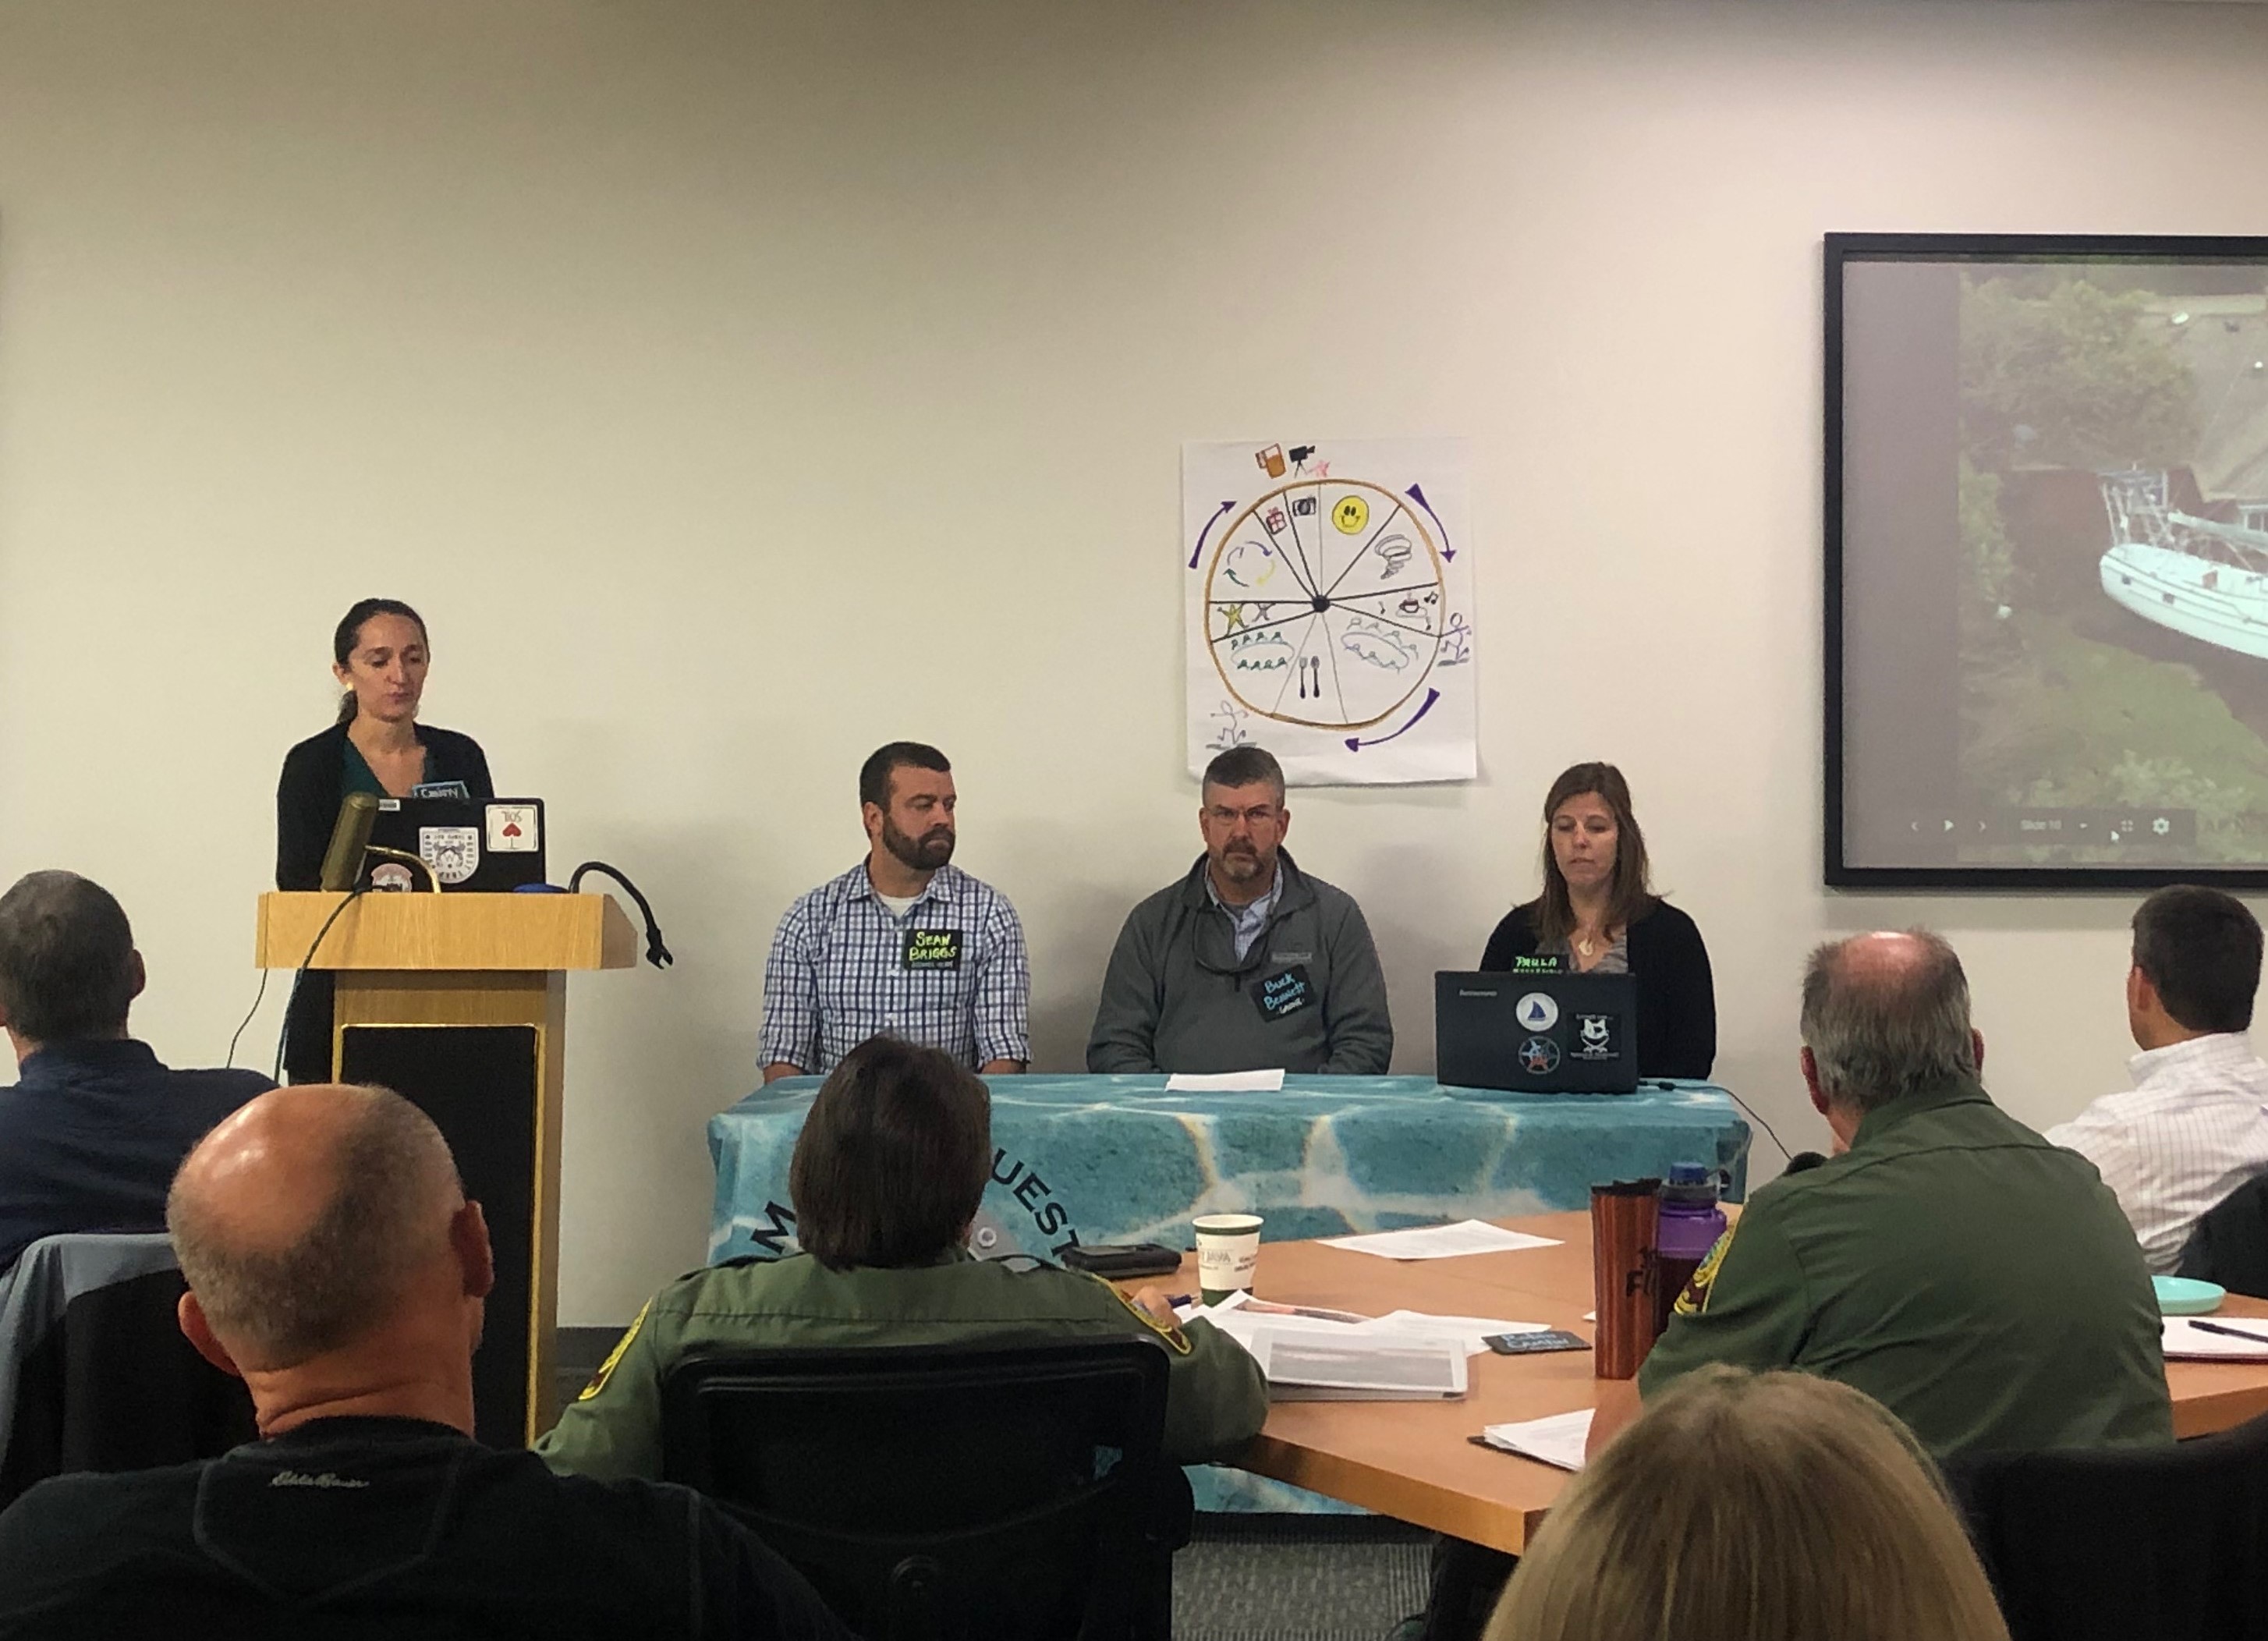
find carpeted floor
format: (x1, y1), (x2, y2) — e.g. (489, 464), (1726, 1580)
(1174, 1515), (1431, 1641)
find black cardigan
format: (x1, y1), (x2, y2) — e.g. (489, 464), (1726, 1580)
(1478, 898), (1717, 1081)
(275, 721), (494, 891)
(275, 721), (492, 1083)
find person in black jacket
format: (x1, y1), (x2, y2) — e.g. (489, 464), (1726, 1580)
(1479, 762), (1716, 1080)
(0, 1083), (849, 1640)
(275, 598), (492, 1083)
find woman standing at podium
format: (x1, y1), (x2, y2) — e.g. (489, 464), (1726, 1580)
(275, 597), (494, 1083)
(1480, 761), (1716, 1080)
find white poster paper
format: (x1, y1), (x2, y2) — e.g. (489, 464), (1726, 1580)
(1184, 438), (1475, 785)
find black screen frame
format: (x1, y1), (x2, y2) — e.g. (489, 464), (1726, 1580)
(1826, 230), (2268, 891)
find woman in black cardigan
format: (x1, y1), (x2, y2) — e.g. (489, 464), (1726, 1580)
(1480, 762), (1716, 1080)
(275, 597), (494, 1082)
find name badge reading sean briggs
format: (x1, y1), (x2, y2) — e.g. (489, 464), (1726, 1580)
(902, 928), (963, 970)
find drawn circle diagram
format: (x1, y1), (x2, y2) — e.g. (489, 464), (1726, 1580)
(1204, 479), (1446, 730)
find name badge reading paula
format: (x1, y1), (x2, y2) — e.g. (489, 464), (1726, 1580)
(902, 928), (964, 970)
(1251, 964), (1314, 1023)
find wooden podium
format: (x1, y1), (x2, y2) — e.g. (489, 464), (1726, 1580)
(255, 891), (636, 1446)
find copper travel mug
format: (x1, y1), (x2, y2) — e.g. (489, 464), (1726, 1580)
(1591, 1179), (1662, 1380)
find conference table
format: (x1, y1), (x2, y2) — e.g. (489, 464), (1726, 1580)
(1186, 1210), (2268, 1554)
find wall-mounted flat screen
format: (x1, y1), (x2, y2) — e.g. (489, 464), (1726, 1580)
(1830, 232), (2268, 888)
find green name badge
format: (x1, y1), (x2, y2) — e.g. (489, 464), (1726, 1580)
(902, 928), (964, 969)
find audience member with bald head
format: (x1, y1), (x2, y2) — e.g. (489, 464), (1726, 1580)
(0, 1084), (849, 1640)
(1596, 929), (2170, 1463)
(0, 869), (271, 1274)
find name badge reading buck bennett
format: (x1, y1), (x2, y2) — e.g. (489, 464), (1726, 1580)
(1252, 964), (1314, 1023)
(902, 928), (963, 969)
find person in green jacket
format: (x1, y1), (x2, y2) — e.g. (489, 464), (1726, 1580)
(1609, 929), (2174, 1460)
(537, 1037), (1269, 1482)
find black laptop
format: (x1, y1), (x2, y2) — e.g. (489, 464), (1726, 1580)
(1434, 967), (1641, 1094)
(367, 796), (548, 892)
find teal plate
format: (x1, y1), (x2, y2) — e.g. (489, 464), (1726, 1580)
(2154, 1275), (2226, 1316)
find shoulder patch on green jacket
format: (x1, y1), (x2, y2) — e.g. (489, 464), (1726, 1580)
(579, 1299), (650, 1402)
(1087, 1274), (1192, 1355)
(1674, 1224), (1738, 1317)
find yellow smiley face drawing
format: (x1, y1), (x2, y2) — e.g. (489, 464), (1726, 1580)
(1332, 494), (1370, 534)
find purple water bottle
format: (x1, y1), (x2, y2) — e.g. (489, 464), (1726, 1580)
(1653, 1162), (1728, 1335)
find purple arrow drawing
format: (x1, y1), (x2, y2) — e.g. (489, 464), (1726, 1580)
(1405, 483), (1454, 561)
(1187, 500), (1235, 570)
(1345, 687), (1441, 751)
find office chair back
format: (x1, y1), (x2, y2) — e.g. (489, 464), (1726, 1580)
(0, 1232), (255, 1507)
(1949, 1409), (2268, 1641)
(661, 1336), (1185, 1641)
(2178, 1174), (2268, 1299)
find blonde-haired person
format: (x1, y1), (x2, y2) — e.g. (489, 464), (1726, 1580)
(1485, 1365), (2010, 1641)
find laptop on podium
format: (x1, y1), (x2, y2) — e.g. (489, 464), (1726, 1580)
(367, 795), (548, 892)
(1434, 966), (1641, 1094)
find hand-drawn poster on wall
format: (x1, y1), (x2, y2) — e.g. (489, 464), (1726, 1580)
(1185, 438), (1476, 785)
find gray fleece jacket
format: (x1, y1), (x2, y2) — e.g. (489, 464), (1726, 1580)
(1085, 851), (1394, 1076)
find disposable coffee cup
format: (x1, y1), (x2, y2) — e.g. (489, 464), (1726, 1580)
(1193, 1213), (1263, 1305)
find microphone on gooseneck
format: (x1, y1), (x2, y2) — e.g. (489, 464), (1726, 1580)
(318, 792), (380, 891)
(1784, 1151), (1830, 1175)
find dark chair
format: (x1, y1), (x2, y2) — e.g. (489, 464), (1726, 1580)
(660, 1338), (1189, 1641)
(2178, 1174), (2268, 1299)
(0, 1232), (257, 1508)
(1947, 1412), (2268, 1641)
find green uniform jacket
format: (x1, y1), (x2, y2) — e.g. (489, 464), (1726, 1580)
(537, 1249), (1270, 1482)
(1639, 1079), (2174, 1457)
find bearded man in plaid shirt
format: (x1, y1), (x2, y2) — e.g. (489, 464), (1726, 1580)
(760, 743), (1029, 1082)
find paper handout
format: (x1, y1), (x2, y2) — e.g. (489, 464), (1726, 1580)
(1321, 1220), (1562, 1260)
(1478, 1409), (1593, 1473)
(1164, 1069), (1285, 1092)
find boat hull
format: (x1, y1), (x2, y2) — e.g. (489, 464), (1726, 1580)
(2100, 542), (2268, 662)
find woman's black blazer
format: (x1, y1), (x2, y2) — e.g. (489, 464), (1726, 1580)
(274, 721), (492, 1083)
(1478, 898), (1717, 1081)
(275, 721), (494, 891)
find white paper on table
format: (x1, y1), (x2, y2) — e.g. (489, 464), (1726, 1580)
(1369, 1311), (1547, 1356)
(1480, 1409), (1593, 1472)
(2163, 1317), (2268, 1359)
(1164, 1069), (1285, 1092)
(1256, 1331), (1469, 1399)
(1321, 1220), (1563, 1260)
(1177, 1293), (1544, 1361)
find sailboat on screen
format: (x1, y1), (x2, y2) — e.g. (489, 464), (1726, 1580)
(2100, 468), (2268, 661)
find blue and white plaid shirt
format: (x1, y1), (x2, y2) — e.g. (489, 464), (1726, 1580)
(759, 861), (1030, 1074)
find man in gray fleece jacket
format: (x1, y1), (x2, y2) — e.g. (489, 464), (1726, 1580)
(1086, 746), (1394, 1075)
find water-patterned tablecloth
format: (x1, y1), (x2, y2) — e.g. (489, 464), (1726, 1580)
(707, 1074), (1750, 1516)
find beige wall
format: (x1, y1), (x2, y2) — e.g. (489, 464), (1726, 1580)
(0, 0), (2263, 1321)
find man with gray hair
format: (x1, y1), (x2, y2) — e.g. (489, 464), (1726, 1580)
(1087, 743), (1393, 1073)
(1603, 930), (2171, 1460)
(0, 870), (271, 1273)
(0, 1084), (848, 1639)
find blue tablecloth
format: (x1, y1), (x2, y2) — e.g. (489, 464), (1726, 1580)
(707, 1074), (1749, 1515)
(708, 1074), (1749, 1265)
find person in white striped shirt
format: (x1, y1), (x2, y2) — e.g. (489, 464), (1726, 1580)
(2047, 886), (2268, 1274)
